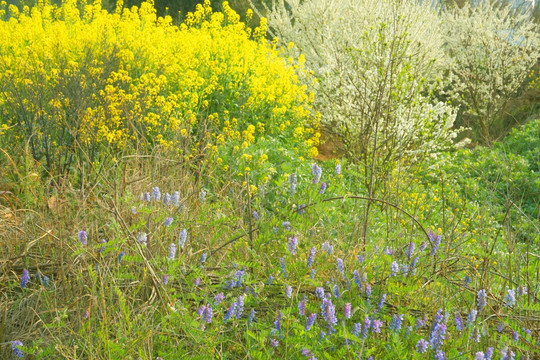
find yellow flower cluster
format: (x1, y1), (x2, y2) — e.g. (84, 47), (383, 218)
(0, 0), (319, 176)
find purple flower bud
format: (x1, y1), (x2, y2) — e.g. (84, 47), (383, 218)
(235, 295), (245, 318)
(454, 313), (464, 331)
(467, 309), (477, 327)
(475, 352), (485, 360)
(11, 340), (24, 358)
(477, 289), (487, 311)
(307, 246), (316, 268)
(353, 322), (361, 337)
(178, 229), (188, 248)
(362, 316), (371, 339)
(306, 313), (317, 331)
(417, 339), (428, 353)
(193, 278), (200, 287)
(253, 210), (259, 220)
(288, 236), (298, 255)
(429, 231), (441, 256)
(118, 251), (125, 262)
(353, 270), (363, 291)
(151, 186), (161, 201)
(365, 283), (371, 299)
(337, 258), (345, 278)
(505, 289), (516, 307)
(163, 217), (173, 226)
(377, 294), (386, 312)
(286, 285), (293, 298)
(214, 292), (225, 305)
(335, 163), (341, 175)
(312, 163), (322, 184)
(406, 241), (415, 259)
(162, 274), (169, 285)
(20, 269), (29, 289)
(485, 347), (494, 360)
(270, 339), (279, 347)
(79, 230), (88, 245)
(168, 243), (176, 260)
(319, 182), (327, 194)
(391, 261), (399, 276)
(435, 350), (446, 360)
(384, 247), (393, 255)
(298, 298), (306, 316)
(280, 257), (287, 278)
(372, 319), (382, 333)
(248, 309), (256, 326)
(344, 303), (351, 319)
(357, 255), (364, 263)
(315, 287), (325, 299)
(390, 314), (404, 332)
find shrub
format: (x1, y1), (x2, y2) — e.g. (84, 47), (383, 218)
(255, 0), (459, 176)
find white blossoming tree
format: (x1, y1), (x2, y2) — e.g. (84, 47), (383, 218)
(441, 0), (540, 144)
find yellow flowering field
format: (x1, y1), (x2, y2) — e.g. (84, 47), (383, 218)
(0, 0), (319, 181)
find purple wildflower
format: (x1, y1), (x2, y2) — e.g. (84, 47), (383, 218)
(274, 312), (282, 337)
(171, 191), (180, 206)
(282, 221), (292, 230)
(322, 241), (333, 255)
(143, 192), (151, 201)
(248, 309), (256, 326)
(163, 217), (173, 226)
(280, 257), (287, 278)
(312, 163), (322, 184)
(307, 246), (316, 268)
(353, 270), (363, 291)
(406, 241), (415, 259)
(477, 289), (487, 310)
(517, 286), (527, 297)
(467, 309), (477, 327)
(288, 236), (298, 255)
(337, 258), (345, 278)
(268, 274), (274, 285)
(357, 255), (364, 263)
(20, 269), (29, 289)
(353, 322), (361, 337)
(512, 330), (519, 342)
(79, 230), (88, 245)
(310, 268), (316, 279)
(301, 348), (313, 357)
(475, 352), (485, 360)
(286, 285), (293, 298)
(200, 253), (207, 264)
(372, 319), (382, 333)
(289, 174), (297, 195)
(429, 231), (441, 256)
(235, 295), (245, 319)
(168, 243), (176, 260)
(315, 287), (325, 299)
(362, 316), (371, 339)
(335, 163), (341, 175)
(485, 347), (494, 360)
(193, 278), (200, 287)
(344, 303), (351, 319)
(162, 193), (170, 205)
(435, 350), (446, 360)
(365, 283), (371, 300)
(411, 257), (419, 275)
(204, 304), (213, 324)
(11, 340), (23, 358)
(400, 263), (409, 276)
(454, 313), (464, 331)
(333, 284), (339, 298)
(253, 210), (259, 220)
(306, 313), (317, 331)
(419, 241), (427, 252)
(321, 297), (338, 332)
(214, 292), (225, 305)
(501, 347), (515, 360)
(497, 323), (505, 333)
(137, 233), (147, 246)
(151, 186), (161, 201)
(377, 294), (386, 312)
(298, 298), (306, 316)
(118, 251), (125, 262)
(505, 289), (516, 307)
(319, 182), (327, 194)
(270, 339), (279, 347)
(391, 261), (399, 276)
(390, 314), (404, 332)
(162, 274), (169, 285)
(417, 339), (428, 353)
(464, 275), (471, 286)
(471, 327), (481, 342)
(179, 229), (188, 248)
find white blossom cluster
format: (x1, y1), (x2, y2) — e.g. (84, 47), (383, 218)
(257, 0), (459, 167)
